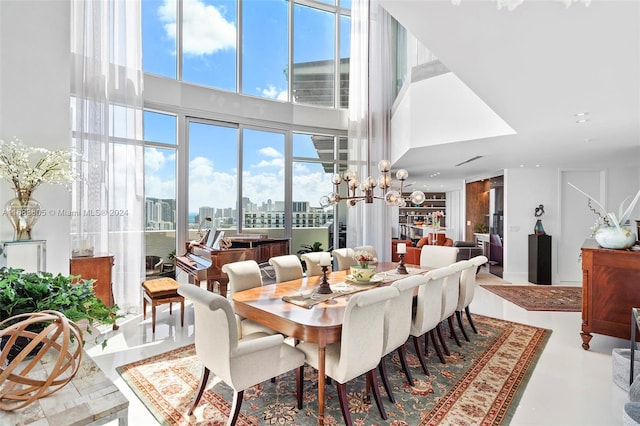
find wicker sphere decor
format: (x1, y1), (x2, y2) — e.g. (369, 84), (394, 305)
(0, 310), (83, 410)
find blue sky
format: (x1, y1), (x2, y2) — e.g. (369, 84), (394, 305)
(142, 0), (348, 214)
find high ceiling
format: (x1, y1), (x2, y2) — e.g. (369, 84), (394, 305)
(380, 0), (640, 191)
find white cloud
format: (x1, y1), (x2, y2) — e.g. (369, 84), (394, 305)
(260, 85), (288, 101)
(158, 0), (236, 57)
(258, 147), (282, 158)
(254, 158), (285, 168)
(144, 147), (166, 172)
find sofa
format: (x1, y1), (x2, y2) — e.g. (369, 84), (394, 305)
(453, 241), (484, 262)
(402, 235), (453, 265)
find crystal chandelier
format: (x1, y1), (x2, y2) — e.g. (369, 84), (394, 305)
(451, 0), (590, 11)
(319, 160), (425, 208)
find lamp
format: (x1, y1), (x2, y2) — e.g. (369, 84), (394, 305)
(319, 161), (426, 208)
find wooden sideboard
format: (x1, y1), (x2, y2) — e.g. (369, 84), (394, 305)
(580, 239), (640, 350)
(227, 237), (289, 264)
(70, 254), (115, 307)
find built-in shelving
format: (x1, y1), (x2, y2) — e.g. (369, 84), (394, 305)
(398, 192), (446, 240)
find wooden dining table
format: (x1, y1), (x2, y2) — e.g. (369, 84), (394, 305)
(231, 261), (426, 425)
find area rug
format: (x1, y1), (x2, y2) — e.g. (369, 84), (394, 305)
(117, 315), (550, 425)
(481, 285), (582, 312)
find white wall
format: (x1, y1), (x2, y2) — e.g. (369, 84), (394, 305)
(504, 166), (640, 284)
(503, 168), (560, 283)
(0, 1), (71, 274)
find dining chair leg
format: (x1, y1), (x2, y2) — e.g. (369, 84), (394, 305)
(448, 315), (462, 347)
(465, 306), (478, 333)
(189, 366), (210, 415)
(397, 344), (414, 386)
(336, 382), (353, 426)
(377, 358), (395, 403)
(368, 369), (388, 420)
(436, 323), (451, 356)
(456, 310), (471, 342)
(228, 390), (244, 426)
(429, 329), (446, 364)
(296, 365), (303, 409)
(412, 335), (430, 375)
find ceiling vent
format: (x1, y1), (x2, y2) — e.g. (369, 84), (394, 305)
(455, 156), (484, 167)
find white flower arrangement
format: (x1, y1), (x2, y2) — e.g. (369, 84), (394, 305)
(0, 137), (78, 194)
(568, 182), (640, 234)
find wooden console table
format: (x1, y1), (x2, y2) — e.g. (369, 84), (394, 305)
(0, 350), (128, 425)
(580, 239), (640, 350)
(70, 254), (114, 307)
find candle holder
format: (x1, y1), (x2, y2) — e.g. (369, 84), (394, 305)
(316, 265), (333, 294)
(396, 253), (408, 274)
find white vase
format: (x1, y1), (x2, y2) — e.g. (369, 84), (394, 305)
(594, 226), (636, 250)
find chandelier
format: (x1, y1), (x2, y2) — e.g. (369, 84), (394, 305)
(451, 0), (590, 11)
(319, 160), (426, 208)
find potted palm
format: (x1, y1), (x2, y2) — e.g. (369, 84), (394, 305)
(0, 267), (120, 362)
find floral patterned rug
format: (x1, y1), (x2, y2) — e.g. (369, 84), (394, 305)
(117, 315), (550, 425)
(481, 285), (582, 312)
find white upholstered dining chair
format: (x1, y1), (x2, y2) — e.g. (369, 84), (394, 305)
(410, 266), (452, 370)
(222, 260), (278, 337)
(297, 286), (400, 426)
(268, 254), (304, 283)
(378, 274), (426, 402)
(437, 260), (472, 358)
(331, 248), (356, 270)
(177, 284), (305, 426)
(419, 245), (459, 269)
(456, 255), (488, 339)
(300, 252), (331, 277)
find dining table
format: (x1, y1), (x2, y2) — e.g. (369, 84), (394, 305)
(231, 261), (427, 425)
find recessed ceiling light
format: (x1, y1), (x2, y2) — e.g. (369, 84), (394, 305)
(576, 118), (590, 124)
(520, 164), (524, 167)
(584, 138), (593, 143)
(574, 112), (589, 117)
(535, 164), (540, 167)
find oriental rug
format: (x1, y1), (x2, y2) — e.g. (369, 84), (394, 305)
(117, 315), (550, 426)
(481, 285), (582, 312)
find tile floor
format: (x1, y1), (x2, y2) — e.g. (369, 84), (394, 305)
(87, 267), (630, 425)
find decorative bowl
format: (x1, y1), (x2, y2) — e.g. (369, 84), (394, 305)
(349, 266), (376, 282)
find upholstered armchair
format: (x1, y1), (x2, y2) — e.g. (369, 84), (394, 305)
(331, 248), (356, 270)
(222, 260), (278, 337)
(297, 286), (399, 425)
(268, 254), (303, 283)
(300, 252), (332, 277)
(177, 285), (305, 425)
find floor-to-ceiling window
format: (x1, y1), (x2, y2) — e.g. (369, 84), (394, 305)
(241, 128), (285, 233)
(187, 120), (238, 234)
(141, 0), (351, 259)
(143, 111), (177, 275)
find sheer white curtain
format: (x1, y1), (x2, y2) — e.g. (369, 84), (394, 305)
(71, 0), (144, 314)
(348, 0), (394, 261)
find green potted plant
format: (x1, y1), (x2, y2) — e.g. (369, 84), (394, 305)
(0, 267), (121, 361)
(474, 223), (489, 233)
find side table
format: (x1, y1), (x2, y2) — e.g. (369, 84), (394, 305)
(631, 307), (640, 385)
(0, 350), (128, 425)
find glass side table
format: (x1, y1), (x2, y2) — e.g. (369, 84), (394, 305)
(631, 308), (640, 385)
(0, 240), (46, 272)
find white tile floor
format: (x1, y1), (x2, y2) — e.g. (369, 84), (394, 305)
(87, 268), (630, 425)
